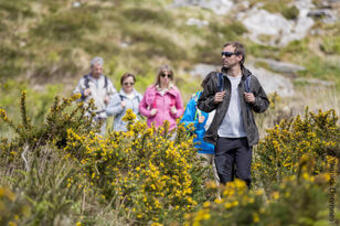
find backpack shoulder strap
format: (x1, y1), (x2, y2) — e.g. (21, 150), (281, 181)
(119, 94), (124, 101)
(104, 75), (108, 88)
(83, 74), (90, 89)
(244, 75), (251, 93)
(217, 72), (224, 92)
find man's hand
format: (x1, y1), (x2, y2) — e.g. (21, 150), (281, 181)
(150, 108), (158, 116)
(121, 101), (126, 108)
(198, 116), (205, 124)
(244, 92), (255, 103)
(84, 88), (91, 97)
(170, 106), (177, 115)
(214, 91), (226, 103)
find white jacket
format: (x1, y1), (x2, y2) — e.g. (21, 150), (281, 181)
(73, 74), (116, 115)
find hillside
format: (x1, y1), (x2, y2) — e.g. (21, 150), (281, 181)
(0, 0), (339, 133)
(1, 1), (340, 225)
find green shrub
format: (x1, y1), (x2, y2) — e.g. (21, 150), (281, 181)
(10, 150), (83, 225)
(299, 56), (340, 83)
(33, 8), (99, 40)
(280, 39), (309, 56)
(123, 7), (174, 27)
(0, 92), (98, 159)
(282, 6), (299, 20)
(122, 26), (187, 61)
(320, 36), (340, 55)
(0, 186), (31, 226)
(0, 0), (34, 20)
(0, 44), (25, 79)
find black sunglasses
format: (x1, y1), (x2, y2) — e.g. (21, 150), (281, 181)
(123, 82), (134, 86)
(221, 51), (238, 57)
(161, 73), (172, 78)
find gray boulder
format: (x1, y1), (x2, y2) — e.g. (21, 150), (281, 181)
(239, 7), (314, 46)
(189, 63), (219, 79)
(247, 65), (295, 97)
(256, 59), (306, 74)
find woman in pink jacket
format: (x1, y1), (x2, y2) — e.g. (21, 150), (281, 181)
(139, 65), (184, 131)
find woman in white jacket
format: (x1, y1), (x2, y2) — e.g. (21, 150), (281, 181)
(106, 73), (142, 132)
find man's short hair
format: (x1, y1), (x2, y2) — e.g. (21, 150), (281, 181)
(223, 42), (246, 64)
(90, 56), (104, 67)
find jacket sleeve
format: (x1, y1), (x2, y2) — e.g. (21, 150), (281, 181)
(106, 93), (124, 116)
(173, 90), (184, 118)
(180, 98), (200, 129)
(250, 76), (270, 113)
(197, 72), (218, 112)
(73, 78), (86, 100)
(106, 79), (117, 97)
(139, 91), (151, 118)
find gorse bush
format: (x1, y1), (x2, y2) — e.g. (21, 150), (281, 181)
(0, 94), (212, 225)
(64, 109), (210, 224)
(187, 108), (340, 225)
(185, 173), (333, 226)
(253, 108), (339, 188)
(1, 93), (339, 225)
(0, 91), (98, 165)
(0, 93), (97, 225)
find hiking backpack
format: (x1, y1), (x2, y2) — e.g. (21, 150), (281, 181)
(217, 72), (251, 92)
(83, 74), (108, 89)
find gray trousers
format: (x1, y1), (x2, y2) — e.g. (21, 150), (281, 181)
(214, 137), (252, 188)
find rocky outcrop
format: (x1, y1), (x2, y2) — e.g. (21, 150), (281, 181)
(189, 63), (295, 97)
(255, 59), (306, 74)
(239, 6), (314, 46)
(247, 65), (295, 97)
(189, 63), (219, 79)
(173, 0), (339, 47)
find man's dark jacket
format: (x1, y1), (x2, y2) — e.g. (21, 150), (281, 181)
(197, 66), (269, 146)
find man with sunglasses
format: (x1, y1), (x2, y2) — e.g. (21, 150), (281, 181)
(197, 42), (269, 188)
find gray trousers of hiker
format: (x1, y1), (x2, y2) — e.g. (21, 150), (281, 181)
(214, 137), (252, 188)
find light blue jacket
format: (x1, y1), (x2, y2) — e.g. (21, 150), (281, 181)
(181, 91), (215, 154)
(106, 89), (143, 132)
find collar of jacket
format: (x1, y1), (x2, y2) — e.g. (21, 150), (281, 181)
(119, 88), (138, 98)
(221, 64), (252, 81)
(154, 83), (177, 96)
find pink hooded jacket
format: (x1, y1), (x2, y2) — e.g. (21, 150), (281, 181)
(139, 84), (184, 131)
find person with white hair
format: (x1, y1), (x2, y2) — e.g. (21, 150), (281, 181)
(73, 56), (116, 135)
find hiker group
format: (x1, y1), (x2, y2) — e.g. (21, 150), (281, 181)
(73, 41), (270, 188)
